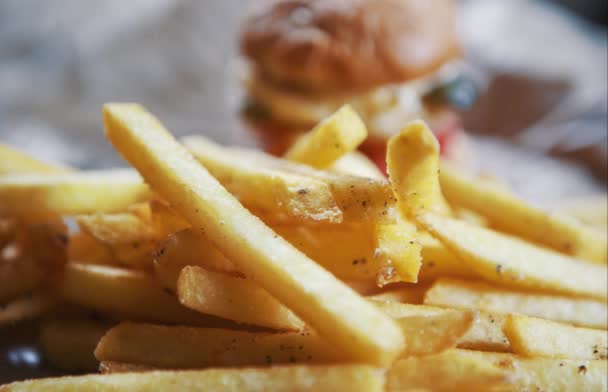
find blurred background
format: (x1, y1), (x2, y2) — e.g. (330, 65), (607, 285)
(0, 0), (606, 204)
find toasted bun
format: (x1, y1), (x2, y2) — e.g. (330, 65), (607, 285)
(240, 0), (461, 94)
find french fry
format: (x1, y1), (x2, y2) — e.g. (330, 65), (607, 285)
(59, 262), (232, 327)
(1, 365), (384, 392)
(153, 229), (237, 292)
(184, 136), (397, 223)
(0, 143), (71, 175)
(462, 350), (608, 392)
(424, 278), (608, 329)
(418, 234), (477, 281)
(273, 222), (420, 286)
(284, 105), (368, 168)
(0, 290), (57, 326)
(104, 103), (404, 366)
(366, 284), (430, 304)
(329, 151), (385, 179)
(0, 170), (151, 219)
(177, 266), (304, 331)
(503, 315), (608, 360)
(40, 319), (110, 371)
(77, 211), (159, 269)
(148, 200), (190, 237)
(386, 349), (511, 391)
(439, 162), (607, 263)
(372, 302), (476, 356)
(386, 120), (450, 217)
(183, 136), (343, 223)
(67, 232), (117, 266)
(95, 322), (341, 368)
(457, 311), (511, 353)
(418, 213), (608, 299)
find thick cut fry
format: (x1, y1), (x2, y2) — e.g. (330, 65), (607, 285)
(77, 211), (160, 269)
(273, 222), (420, 286)
(418, 234), (477, 281)
(104, 103), (404, 366)
(372, 302), (476, 356)
(0, 365), (383, 392)
(366, 284), (429, 304)
(419, 213), (607, 299)
(178, 266), (303, 331)
(0, 290), (57, 326)
(0, 143), (72, 174)
(458, 311), (511, 352)
(439, 163), (607, 263)
(284, 105), (368, 168)
(184, 136), (396, 223)
(386, 120), (450, 217)
(40, 319), (110, 371)
(183, 136), (342, 223)
(329, 151), (385, 179)
(67, 232), (117, 266)
(462, 350), (608, 392)
(59, 262), (231, 327)
(153, 229), (237, 292)
(386, 349), (511, 391)
(0, 170), (151, 219)
(149, 200), (190, 237)
(424, 278), (608, 329)
(95, 322), (341, 367)
(503, 315), (608, 360)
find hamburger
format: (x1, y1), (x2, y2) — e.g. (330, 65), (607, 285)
(239, 0), (476, 170)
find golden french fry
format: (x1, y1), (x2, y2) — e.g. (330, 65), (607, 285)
(67, 232), (117, 266)
(177, 266), (304, 331)
(457, 311), (511, 353)
(273, 222), (420, 286)
(419, 213), (607, 299)
(329, 151), (385, 179)
(77, 211), (160, 269)
(183, 136), (343, 223)
(153, 229), (237, 292)
(0, 143), (72, 175)
(386, 349), (511, 392)
(284, 105), (368, 168)
(148, 200), (190, 237)
(184, 136), (397, 223)
(372, 302), (476, 356)
(59, 262), (232, 327)
(0, 290), (57, 326)
(386, 120), (450, 217)
(462, 350), (608, 392)
(1, 365), (384, 392)
(95, 322), (341, 368)
(104, 103), (404, 366)
(40, 319), (110, 371)
(418, 234), (477, 281)
(503, 314), (607, 360)
(366, 284), (430, 304)
(0, 170), (151, 219)
(424, 278), (608, 329)
(439, 163), (607, 263)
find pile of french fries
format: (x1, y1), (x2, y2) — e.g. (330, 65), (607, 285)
(0, 103), (606, 391)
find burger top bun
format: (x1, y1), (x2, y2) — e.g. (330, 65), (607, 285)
(240, 0), (461, 94)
